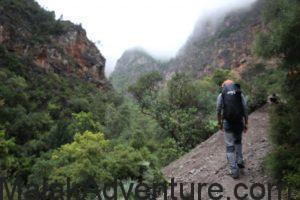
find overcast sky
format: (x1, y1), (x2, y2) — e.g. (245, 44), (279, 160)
(36, 0), (257, 76)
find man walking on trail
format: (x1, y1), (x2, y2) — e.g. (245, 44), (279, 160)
(216, 79), (248, 179)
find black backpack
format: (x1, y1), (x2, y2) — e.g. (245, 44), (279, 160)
(222, 83), (244, 123)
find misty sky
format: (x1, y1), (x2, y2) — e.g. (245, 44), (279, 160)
(36, 0), (257, 76)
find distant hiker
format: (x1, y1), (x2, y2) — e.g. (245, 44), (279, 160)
(216, 79), (248, 179)
(268, 93), (279, 104)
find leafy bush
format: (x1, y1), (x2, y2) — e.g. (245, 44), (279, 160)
(30, 131), (164, 186)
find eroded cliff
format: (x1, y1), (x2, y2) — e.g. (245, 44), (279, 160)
(0, 0), (107, 88)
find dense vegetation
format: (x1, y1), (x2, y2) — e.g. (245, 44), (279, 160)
(253, 0), (300, 197)
(0, 45), (174, 187)
(0, 0), (173, 194)
(0, 0), (299, 198)
(129, 71), (217, 150)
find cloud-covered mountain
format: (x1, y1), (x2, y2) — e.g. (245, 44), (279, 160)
(110, 0), (266, 92)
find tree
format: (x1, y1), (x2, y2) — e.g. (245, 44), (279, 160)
(128, 71), (162, 113)
(67, 112), (103, 136)
(30, 131), (164, 188)
(129, 72), (217, 150)
(0, 130), (17, 176)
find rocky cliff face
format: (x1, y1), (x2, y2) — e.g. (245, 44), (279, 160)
(0, 0), (107, 88)
(111, 0), (267, 86)
(167, 0), (265, 78)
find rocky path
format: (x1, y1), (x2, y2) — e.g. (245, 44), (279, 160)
(161, 105), (275, 199)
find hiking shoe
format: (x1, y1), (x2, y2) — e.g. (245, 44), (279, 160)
(231, 169), (239, 179)
(232, 172), (239, 179)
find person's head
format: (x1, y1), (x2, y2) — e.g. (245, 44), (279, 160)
(222, 79), (233, 87)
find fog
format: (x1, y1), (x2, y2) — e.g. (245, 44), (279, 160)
(36, 0), (257, 76)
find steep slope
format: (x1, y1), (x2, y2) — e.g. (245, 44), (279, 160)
(161, 105), (273, 199)
(0, 0), (107, 88)
(110, 48), (163, 92)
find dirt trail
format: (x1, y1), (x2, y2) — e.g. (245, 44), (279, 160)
(161, 105), (275, 199)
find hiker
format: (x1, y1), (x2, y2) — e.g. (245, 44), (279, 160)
(216, 79), (248, 179)
(268, 93), (279, 104)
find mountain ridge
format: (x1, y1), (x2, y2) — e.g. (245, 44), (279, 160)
(110, 0), (267, 92)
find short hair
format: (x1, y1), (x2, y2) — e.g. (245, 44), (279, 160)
(222, 79), (233, 87)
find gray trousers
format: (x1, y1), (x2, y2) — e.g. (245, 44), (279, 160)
(223, 120), (244, 172)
